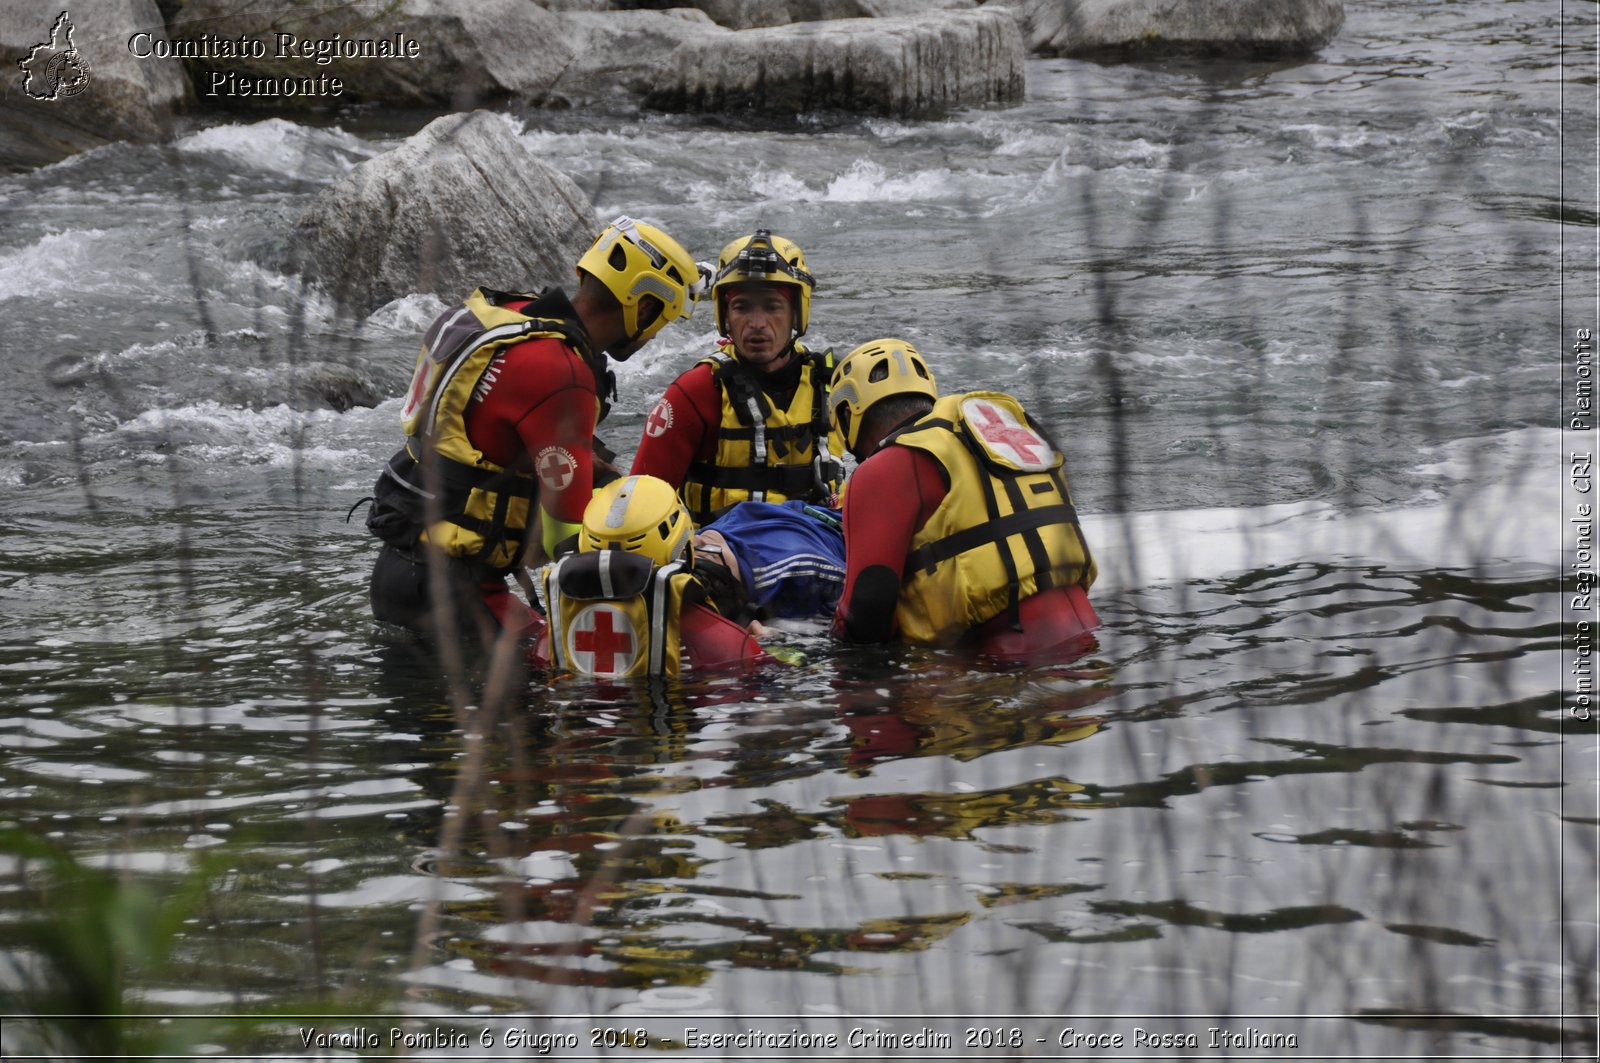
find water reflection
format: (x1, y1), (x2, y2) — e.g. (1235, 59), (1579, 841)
(0, 542), (1585, 1053)
(385, 650), (1116, 996)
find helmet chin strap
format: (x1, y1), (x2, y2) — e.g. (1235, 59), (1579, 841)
(610, 302), (664, 356)
(771, 336), (799, 366)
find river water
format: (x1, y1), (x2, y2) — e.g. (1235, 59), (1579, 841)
(0, 0), (1594, 1058)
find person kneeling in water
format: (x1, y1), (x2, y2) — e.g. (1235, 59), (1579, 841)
(532, 475), (771, 677)
(826, 339), (1100, 661)
(364, 217), (703, 644)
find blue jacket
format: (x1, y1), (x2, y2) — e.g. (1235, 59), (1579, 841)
(704, 500), (846, 619)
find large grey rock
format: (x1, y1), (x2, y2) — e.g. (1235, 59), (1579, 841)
(544, 9), (727, 106)
(173, 0), (577, 108)
(659, 0), (976, 31)
(857, 0), (977, 16)
(649, 8), (1024, 117)
(172, 1), (735, 110)
(294, 111), (597, 314)
(662, 0), (796, 30)
(1021, 0), (1344, 59)
(0, 0), (190, 170)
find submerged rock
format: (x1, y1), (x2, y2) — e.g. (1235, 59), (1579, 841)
(649, 8), (1024, 117)
(295, 362), (387, 412)
(0, 0), (190, 171)
(1020, 0), (1345, 59)
(294, 111), (596, 315)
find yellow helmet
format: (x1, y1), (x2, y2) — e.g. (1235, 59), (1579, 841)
(576, 216), (700, 343)
(711, 229), (814, 337)
(827, 338), (938, 455)
(579, 474), (692, 565)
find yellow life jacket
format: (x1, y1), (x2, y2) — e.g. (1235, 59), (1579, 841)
(539, 550), (696, 677)
(374, 288), (601, 571)
(680, 345), (843, 525)
(886, 391), (1096, 645)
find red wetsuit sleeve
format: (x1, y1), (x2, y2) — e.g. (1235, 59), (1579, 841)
(514, 385), (597, 525)
(629, 363), (721, 488)
(681, 602), (771, 671)
(463, 334), (599, 526)
(831, 447), (948, 642)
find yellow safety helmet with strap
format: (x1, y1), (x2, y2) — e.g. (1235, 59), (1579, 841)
(576, 216), (702, 344)
(579, 474), (693, 564)
(827, 338), (939, 456)
(711, 230), (815, 338)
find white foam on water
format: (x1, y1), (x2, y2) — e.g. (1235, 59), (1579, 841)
(860, 117), (924, 141)
(821, 159), (971, 203)
(1085, 427), (1562, 589)
(684, 165), (813, 207)
(613, 325), (726, 410)
(1279, 123), (1398, 153)
(1396, 108), (1558, 160)
(111, 401), (367, 470)
(676, 157), (1003, 211)
(0, 228), (139, 301)
(366, 291), (452, 335)
(176, 118), (380, 181)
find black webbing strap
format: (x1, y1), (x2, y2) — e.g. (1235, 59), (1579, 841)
(880, 416), (955, 451)
(807, 350), (832, 438)
(714, 359), (772, 426)
(904, 502), (1081, 577)
(967, 439), (1024, 631)
(685, 460), (816, 497)
(1003, 474), (1055, 596)
(428, 456), (535, 562)
(712, 422), (815, 446)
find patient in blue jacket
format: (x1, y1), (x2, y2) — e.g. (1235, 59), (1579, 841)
(692, 500), (846, 628)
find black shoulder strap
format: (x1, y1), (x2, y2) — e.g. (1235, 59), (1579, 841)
(712, 357), (771, 426)
(807, 348), (833, 437)
(881, 414), (953, 454)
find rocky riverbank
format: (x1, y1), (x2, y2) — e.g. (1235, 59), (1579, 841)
(2, 0), (1344, 171)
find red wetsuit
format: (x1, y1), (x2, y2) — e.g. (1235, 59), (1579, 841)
(630, 360), (724, 488)
(462, 294), (602, 635)
(630, 353), (809, 488)
(468, 294), (599, 525)
(369, 290), (601, 638)
(528, 601), (770, 673)
(832, 445), (1100, 661)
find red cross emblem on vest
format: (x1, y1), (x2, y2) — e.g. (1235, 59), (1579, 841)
(644, 399), (674, 439)
(964, 398), (1051, 471)
(536, 446), (577, 492)
(567, 604), (639, 676)
(400, 360), (432, 424)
